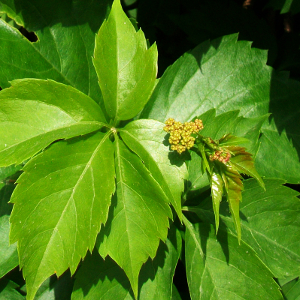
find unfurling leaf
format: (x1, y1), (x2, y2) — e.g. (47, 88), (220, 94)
(227, 145), (265, 190)
(211, 170), (223, 233)
(221, 164), (243, 243)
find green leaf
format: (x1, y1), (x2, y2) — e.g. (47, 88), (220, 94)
(34, 272), (74, 300)
(0, 181), (18, 278)
(228, 146), (265, 189)
(0, 280), (25, 300)
(72, 252), (133, 300)
(9, 131), (115, 300)
(94, 0), (158, 121)
(0, 0), (112, 105)
(229, 179), (300, 278)
(75, 224), (181, 300)
(185, 150), (210, 198)
(183, 217), (283, 300)
(266, 0), (300, 14)
(256, 121), (300, 184)
(189, 179), (300, 279)
(186, 109), (266, 197)
(141, 34), (272, 122)
(120, 119), (187, 220)
(221, 165), (243, 243)
(98, 137), (172, 298)
(255, 71), (300, 184)
(280, 277), (300, 300)
(172, 285), (182, 300)
(211, 170), (223, 233)
(0, 79), (106, 166)
(138, 224), (182, 300)
(0, 165), (21, 182)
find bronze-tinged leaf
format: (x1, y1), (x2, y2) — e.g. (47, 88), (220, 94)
(221, 165), (243, 243)
(228, 145), (265, 190)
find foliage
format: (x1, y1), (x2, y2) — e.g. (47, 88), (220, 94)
(0, 0), (300, 299)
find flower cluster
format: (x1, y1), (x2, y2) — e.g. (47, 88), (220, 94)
(209, 149), (231, 163)
(163, 118), (204, 154)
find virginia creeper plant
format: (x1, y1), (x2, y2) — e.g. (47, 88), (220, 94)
(0, 0), (300, 299)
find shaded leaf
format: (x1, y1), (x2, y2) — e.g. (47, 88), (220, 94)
(231, 179), (300, 278)
(0, 181), (18, 278)
(280, 277), (300, 300)
(120, 119), (187, 220)
(98, 137), (172, 298)
(34, 272), (73, 300)
(0, 79), (106, 166)
(10, 131), (115, 300)
(75, 225), (181, 300)
(0, 280), (25, 300)
(138, 224), (182, 300)
(183, 217), (283, 300)
(0, 0), (112, 105)
(141, 34), (272, 122)
(256, 120), (300, 184)
(72, 252), (132, 300)
(94, 0), (158, 121)
(266, 0), (300, 14)
(189, 179), (300, 279)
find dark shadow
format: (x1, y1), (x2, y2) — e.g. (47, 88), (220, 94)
(167, 150), (189, 168)
(79, 225), (177, 298)
(0, 167), (21, 217)
(3, 0), (112, 33)
(95, 192), (117, 250)
(138, 238), (168, 286)
(72, 250), (134, 298)
(216, 219), (230, 264)
(51, 271), (74, 300)
(269, 68), (300, 158)
(19, 26), (38, 42)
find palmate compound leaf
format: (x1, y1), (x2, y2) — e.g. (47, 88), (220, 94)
(93, 0), (158, 122)
(97, 136), (172, 298)
(9, 131), (115, 300)
(0, 79), (107, 167)
(183, 217), (283, 300)
(120, 119), (188, 220)
(72, 224), (181, 300)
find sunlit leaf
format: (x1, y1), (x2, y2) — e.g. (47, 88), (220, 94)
(94, 0), (157, 121)
(10, 132), (115, 300)
(98, 137), (172, 298)
(120, 119), (187, 220)
(211, 170), (223, 233)
(0, 79), (106, 166)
